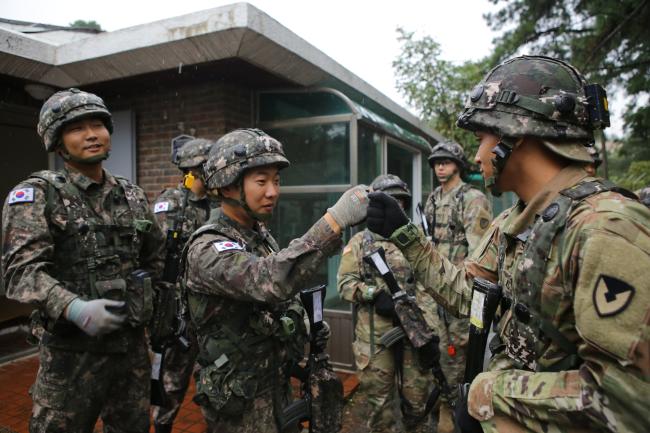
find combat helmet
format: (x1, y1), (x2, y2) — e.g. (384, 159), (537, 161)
(204, 128), (289, 190)
(38, 88), (113, 152)
(371, 174), (411, 208)
(175, 138), (214, 170)
(457, 55), (610, 164)
(428, 140), (466, 170)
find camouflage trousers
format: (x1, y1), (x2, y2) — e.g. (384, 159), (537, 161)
(469, 369), (614, 433)
(357, 341), (433, 433)
(199, 388), (298, 433)
(29, 338), (150, 433)
(151, 328), (199, 427)
(432, 309), (469, 433)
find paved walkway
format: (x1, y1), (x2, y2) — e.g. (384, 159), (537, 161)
(0, 354), (358, 433)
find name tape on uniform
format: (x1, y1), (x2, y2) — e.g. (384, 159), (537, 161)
(213, 241), (244, 252)
(154, 201), (170, 213)
(8, 188), (34, 205)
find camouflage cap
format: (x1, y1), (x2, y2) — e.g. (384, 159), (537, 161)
(204, 128), (290, 189)
(175, 138), (214, 169)
(371, 174), (411, 205)
(37, 88), (113, 152)
(428, 140), (466, 168)
(457, 56), (595, 144)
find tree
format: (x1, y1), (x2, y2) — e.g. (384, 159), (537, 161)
(485, 0), (650, 179)
(69, 20), (102, 31)
(392, 28), (489, 156)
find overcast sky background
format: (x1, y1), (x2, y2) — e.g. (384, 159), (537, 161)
(0, 0), (625, 136)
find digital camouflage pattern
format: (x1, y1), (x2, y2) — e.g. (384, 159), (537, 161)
(2, 166), (165, 431)
(337, 229), (436, 433)
(423, 180), (492, 432)
(370, 174), (411, 205)
(457, 56), (598, 164)
(175, 138), (213, 169)
(183, 208), (342, 433)
(392, 165), (650, 433)
(151, 185), (215, 427)
(37, 88), (113, 152)
(428, 140), (466, 169)
(203, 129), (289, 189)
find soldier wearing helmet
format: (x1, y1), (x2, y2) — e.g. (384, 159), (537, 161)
(181, 128), (368, 433)
(151, 138), (217, 433)
(2, 88), (166, 432)
(337, 174), (436, 433)
(366, 56), (650, 433)
(424, 140), (492, 433)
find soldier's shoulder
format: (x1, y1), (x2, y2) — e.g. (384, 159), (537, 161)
(4, 174), (52, 208)
(572, 189), (650, 229)
(462, 185), (489, 202)
(153, 188), (182, 212)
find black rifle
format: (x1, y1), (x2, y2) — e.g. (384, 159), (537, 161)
(363, 247), (452, 409)
(150, 173), (195, 407)
(463, 277), (502, 384)
(279, 284), (343, 433)
(416, 202), (430, 237)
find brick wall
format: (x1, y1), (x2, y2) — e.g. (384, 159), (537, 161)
(105, 80), (253, 201)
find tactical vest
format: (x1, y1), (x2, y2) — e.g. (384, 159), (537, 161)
(180, 215), (306, 417)
(30, 170), (153, 352)
(430, 183), (472, 257)
(497, 179), (637, 372)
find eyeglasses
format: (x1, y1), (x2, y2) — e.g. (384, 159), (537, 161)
(433, 160), (453, 167)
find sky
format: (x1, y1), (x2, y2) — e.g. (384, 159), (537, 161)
(0, 0), (625, 136)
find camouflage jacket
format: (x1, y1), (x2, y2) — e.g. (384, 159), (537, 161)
(2, 167), (165, 352)
(182, 208), (341, 402)
(424, 180), (492, 264)
(337, 229), (437, 369)
(152, 185), (215, 241)
(393, 165), (650, 432)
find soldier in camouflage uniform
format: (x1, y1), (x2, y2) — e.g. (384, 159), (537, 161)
(2, 88), (165, 433)
(366, 56), (650, 433)
(338, 174), (436, 433)
(424, 141), (492, 432)
(151, 138), (215, 433)
(182, 128), (368, 433)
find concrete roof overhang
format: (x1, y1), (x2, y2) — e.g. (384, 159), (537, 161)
(0, 2), (443, 143)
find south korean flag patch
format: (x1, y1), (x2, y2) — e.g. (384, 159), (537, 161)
(8, 188), (34, 205)
(213, 240), (244, 252)
(154, 201), (170, 213)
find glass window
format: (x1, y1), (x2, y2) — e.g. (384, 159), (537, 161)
(421, 154), (433, 207)
(267, 192), (350, 310)
(267, 123), (350, 186)
(358, 125), (382, 185)
(259, 92), (352, 122)
(387, 141), (415, 217)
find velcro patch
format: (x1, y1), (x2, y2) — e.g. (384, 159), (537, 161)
(154, 201), (170, 213)
(8, 188), (34, 205)
(213, 240), (244, 252)
(593, 274), (635, 317)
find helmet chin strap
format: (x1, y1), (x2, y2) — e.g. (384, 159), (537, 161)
(58, 146), (110, 165)
(221, 179), (273, 223)
(486, 137), (521, 196)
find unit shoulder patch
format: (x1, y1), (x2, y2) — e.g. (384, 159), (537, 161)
(8, 188), (34, 205)
(213, 240), (244, 252)
(154, 201), (171, 213)
(593, 274), (635, 317)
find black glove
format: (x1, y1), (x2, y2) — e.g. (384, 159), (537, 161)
(367, 192), (409, 239)
(454, 384), (483, 433)
(374, 290), (396, 318)
(417, 336), (441, 370)
(314, 321), (331, 352)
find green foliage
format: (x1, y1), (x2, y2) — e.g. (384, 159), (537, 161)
(392, 28), (491, 157)
(69, 20), (102, 31)
(611, 160), (650, 191)
(485, 0), (650, 176)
